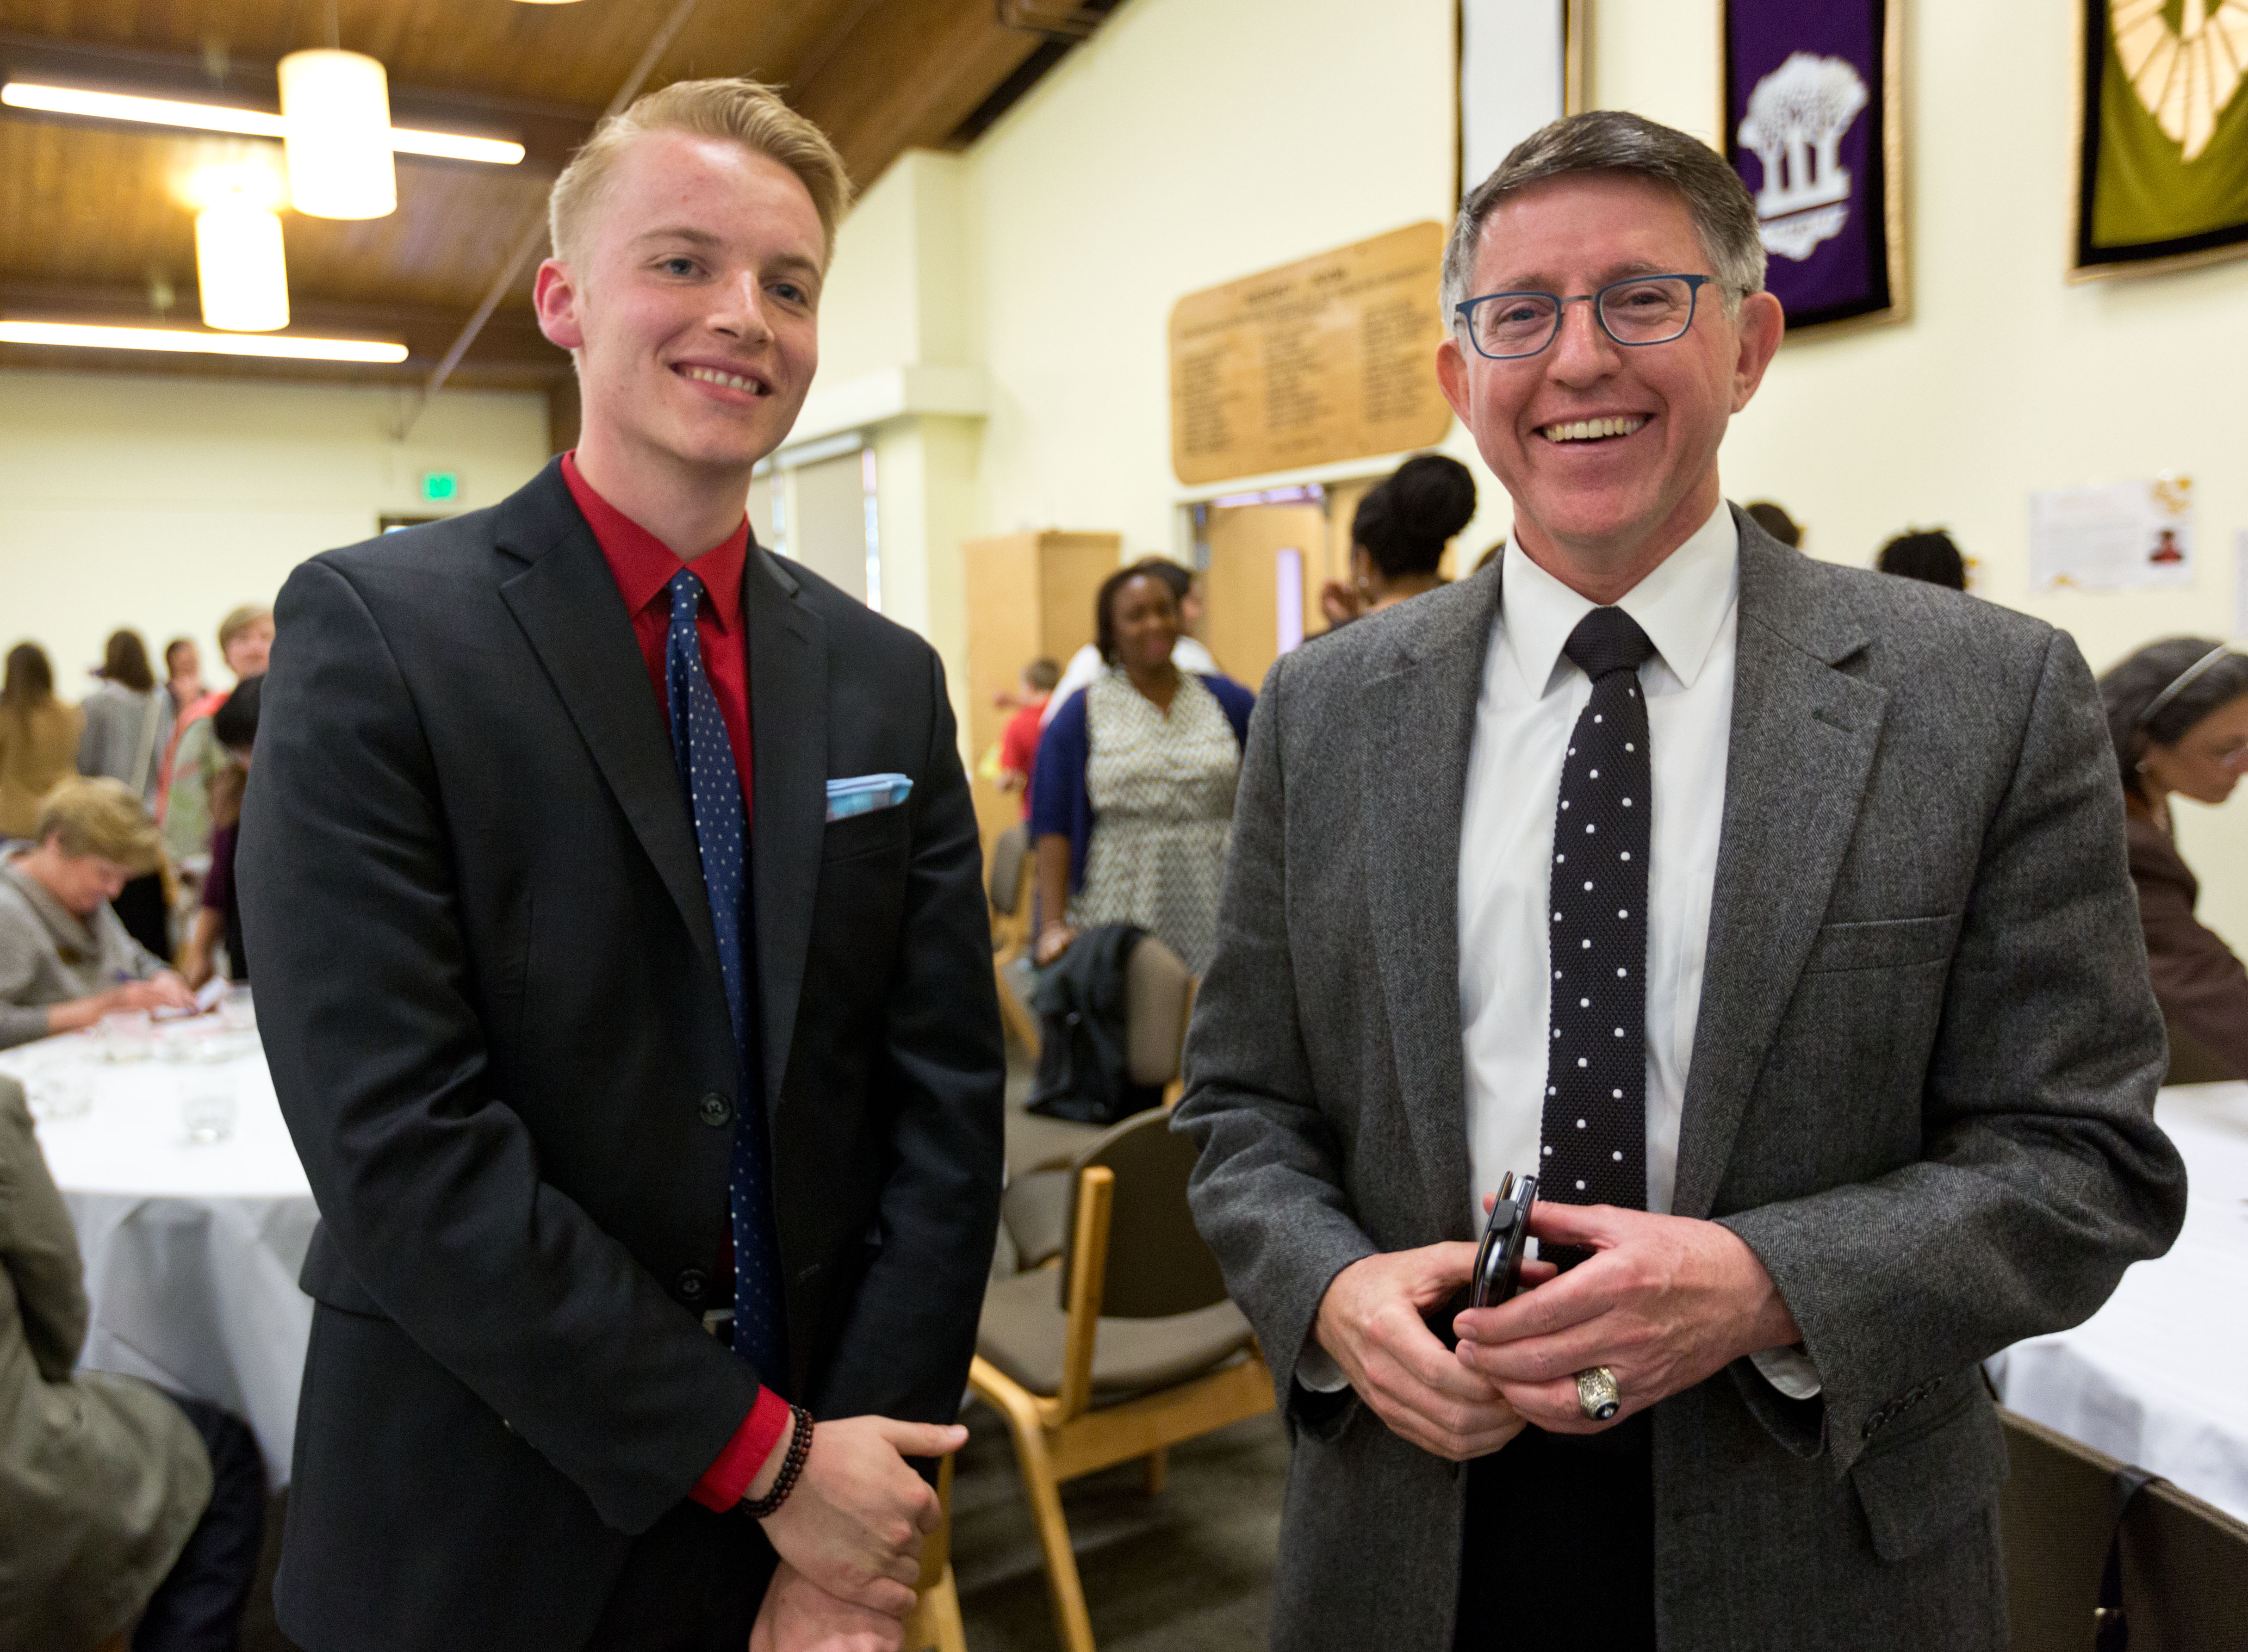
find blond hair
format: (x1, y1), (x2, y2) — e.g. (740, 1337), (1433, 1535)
(217, 604), (272, 655)
(37, 776), (161, 872)
(548, 79), (852, 270)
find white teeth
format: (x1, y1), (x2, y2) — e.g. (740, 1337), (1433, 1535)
(1542, 416), (1647, 443)
(684, 366), (762, 393)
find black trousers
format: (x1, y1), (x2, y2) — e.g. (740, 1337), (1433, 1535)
(1453, 1416), (1656, 1652)
(135, 1394), (265, 1652)
(580, 1500), (781, 1652)
(113, 871), (173, 964)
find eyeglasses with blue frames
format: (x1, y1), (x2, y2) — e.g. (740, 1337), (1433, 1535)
(1453, 273), (1726, 360)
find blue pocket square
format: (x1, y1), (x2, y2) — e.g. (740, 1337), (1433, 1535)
(825, 773), (912, 822)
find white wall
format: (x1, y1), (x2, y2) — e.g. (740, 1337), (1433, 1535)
(0, 370), (549, 690)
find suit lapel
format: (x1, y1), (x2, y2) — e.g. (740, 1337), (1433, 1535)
(743, 547), (827, 1115)
(1360, 571), (1503, 1237)
(1672, 528), (1888, 1217)
(496, 485), (721, 983)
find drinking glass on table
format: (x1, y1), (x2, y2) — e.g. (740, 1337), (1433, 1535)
(101, 1010), (155, 1063)
(180, 1081), (236, 1145)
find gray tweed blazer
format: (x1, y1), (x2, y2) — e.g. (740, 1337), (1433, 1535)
(1173, 512), (2187, 1652)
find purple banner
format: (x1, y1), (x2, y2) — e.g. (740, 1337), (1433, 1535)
(1723, 0), (1894, 330)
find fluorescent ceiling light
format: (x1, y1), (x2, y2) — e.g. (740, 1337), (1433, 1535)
(0, 320), (408, 363)
(279, 50), (395, 219)
(196, 203), (290, 330)
(0, 81), (525, 165)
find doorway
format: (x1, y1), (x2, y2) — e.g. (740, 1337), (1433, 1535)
(1190, 478), (1381, 689)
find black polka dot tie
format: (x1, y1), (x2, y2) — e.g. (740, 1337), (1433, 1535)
(1538, 606), (1654, 1268)
(665, 570), (788, 1392)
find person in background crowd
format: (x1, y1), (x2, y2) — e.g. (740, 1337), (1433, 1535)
(0, 778), (194, 1050)
(1743, 499), (1801, 548)
(160, 605), (273, 865)
(1042, 556), (1220, 727)
(1319, 452), (1479, 627)
(1876, 527), (1968, 591)
(996, 657), (1059, 817)
(2101, 638), (2248, 1080)
(1032, 564), (1254, 975)
(0, 1071), (266, 1652)
(76, 630), (174, 962)
(181, 677), (260, 990)
(0, 643), (83, 844)
(162, 636), (205, 719)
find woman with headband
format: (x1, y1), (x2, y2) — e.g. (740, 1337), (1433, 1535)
(2100, 637), (2248, 1080)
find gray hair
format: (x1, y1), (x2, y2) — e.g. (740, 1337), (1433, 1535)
(1440, 110), (1768, 321)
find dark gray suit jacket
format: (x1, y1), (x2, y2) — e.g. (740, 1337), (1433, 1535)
(239, 460), (1004, 1652)
(1173, 513), (2186, 1652)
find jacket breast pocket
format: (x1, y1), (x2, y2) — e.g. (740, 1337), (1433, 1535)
(1803, 913), (1959, 975)
(821, 801), (911, 863)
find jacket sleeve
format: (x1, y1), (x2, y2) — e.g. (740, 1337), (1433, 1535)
(1030, 689), (1095, 893)
(237, 559), (761, 1534)
(1719, 630), (2188, 1473)
(814, 649), (1006, 1427)
(1172, 659), (1379, 1428)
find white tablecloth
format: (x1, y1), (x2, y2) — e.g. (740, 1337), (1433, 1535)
(1991, 1082), (2248, 1522)
(1, 1024), (316, 1486)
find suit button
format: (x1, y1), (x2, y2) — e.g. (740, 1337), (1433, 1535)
(698, 1093), (734, 1128)
(678, 1268), (708, 1301)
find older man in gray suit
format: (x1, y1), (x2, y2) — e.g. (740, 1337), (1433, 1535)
(1173, 111), (2186, 1652)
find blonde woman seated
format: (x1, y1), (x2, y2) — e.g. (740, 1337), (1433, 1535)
(0, 777), (194, 1050)
(1031, 563), (1253, 975)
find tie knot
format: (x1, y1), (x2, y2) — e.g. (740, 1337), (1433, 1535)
(1564, 607), (1655, 681)
(667, 568), (704, 619)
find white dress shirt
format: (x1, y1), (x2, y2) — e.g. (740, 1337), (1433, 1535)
(1303, 502), (1818, 1397)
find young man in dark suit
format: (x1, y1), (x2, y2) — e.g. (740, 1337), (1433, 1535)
(240, 80), (1003, 1652)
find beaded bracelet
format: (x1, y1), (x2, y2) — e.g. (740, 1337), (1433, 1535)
(743, 1404), (814, 1520)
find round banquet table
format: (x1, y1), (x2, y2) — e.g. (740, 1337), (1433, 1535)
(0, 1021), (315, 1487)
(1991, 1082), (2248, 1522)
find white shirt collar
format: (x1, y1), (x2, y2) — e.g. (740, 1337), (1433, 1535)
(1499, 502), (1740, 701)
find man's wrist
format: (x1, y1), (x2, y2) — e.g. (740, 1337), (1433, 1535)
(744, 1404), (814, 1520)
(746, 1406), (797, 1501)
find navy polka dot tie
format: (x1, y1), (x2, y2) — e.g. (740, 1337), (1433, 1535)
(665, 569), (787, 1392)
(1538, 606), (1656, 1269)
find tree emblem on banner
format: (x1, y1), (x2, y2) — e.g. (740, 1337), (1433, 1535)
(2111, 0), (2248, 161)
(1737, 53), (1870, 261)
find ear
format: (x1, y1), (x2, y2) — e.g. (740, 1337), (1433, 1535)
(1729, 291), (1786, 412)
(534, 258), (586, 353)
(1436, 335), (1473, 424)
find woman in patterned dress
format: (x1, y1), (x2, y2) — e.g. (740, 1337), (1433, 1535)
(1030, 564), (1254, 975)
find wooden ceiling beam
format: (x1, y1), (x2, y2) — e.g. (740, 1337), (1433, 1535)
(789, 0), (1054, 186)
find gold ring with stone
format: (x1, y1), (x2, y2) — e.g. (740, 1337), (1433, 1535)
(1576, 1365), (1621, 1422)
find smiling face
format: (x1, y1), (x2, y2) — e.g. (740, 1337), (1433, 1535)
(1109, 575), (1181, 673)
(224, 618), (272, 679)
(1436, 172), (1784, 595)
(534, 128), (824, 484)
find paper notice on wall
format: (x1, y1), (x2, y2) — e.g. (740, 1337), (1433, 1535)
(2028, 476), (2194, 591)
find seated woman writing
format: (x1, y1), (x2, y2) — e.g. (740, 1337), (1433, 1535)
(2100, 638), (2248, 1081)
(1031, 562), (1253, 976)
(0, 776), (194, 1050)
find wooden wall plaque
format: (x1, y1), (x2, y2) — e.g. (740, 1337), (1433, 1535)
(1168, 221), (1454, 486)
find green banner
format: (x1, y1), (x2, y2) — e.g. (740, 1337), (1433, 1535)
(2080, 0), (2248, 266)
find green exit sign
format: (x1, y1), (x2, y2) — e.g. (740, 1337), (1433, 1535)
(421, 471), (460, 503)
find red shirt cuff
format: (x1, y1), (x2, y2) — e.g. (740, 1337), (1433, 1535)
(688, 1386), (793, 1511)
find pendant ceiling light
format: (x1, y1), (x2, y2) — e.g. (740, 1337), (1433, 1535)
(278, 49), (397, 219)
(196, 201), (290, 332)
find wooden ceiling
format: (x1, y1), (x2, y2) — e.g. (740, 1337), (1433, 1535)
(0, 0), (1118, 398)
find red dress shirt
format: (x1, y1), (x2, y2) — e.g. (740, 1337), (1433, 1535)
(560, 453), (790, 1509)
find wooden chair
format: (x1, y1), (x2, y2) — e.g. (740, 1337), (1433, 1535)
(1001, 935), (1195, 1267)
(1998, 1407), (2248, 1652)
(971, 1108), (1273, 1652)
(988, 824), (1042, 1055)
(899, 1453), (968, 1652)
